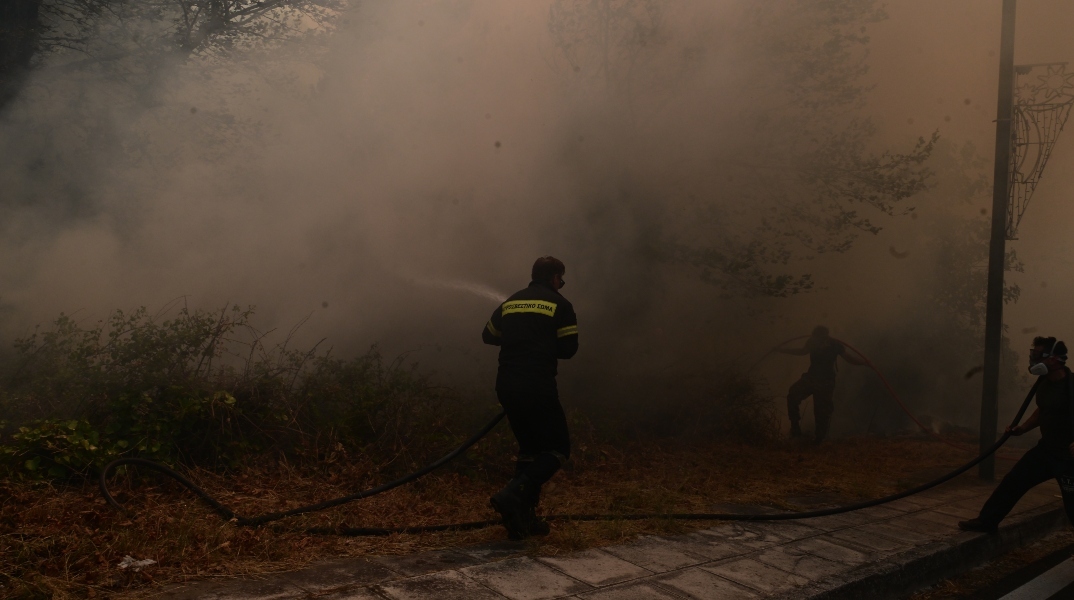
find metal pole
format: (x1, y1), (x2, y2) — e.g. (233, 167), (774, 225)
(980, 0), (1017, 480)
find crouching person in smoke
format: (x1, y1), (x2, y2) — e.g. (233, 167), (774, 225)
(960, 337), (1074, 534)
(777, 325), (869, 443)
(481, 256), (579, 539)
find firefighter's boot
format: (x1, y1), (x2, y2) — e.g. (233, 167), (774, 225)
(491, 475), (540, 540)
(513, 457), (550, 536)
(525, 496), (550, 536)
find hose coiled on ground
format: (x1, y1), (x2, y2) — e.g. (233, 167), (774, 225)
(99, 377), (1042, 536)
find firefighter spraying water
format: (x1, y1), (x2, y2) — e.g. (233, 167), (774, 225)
(481, 256), (579, 539)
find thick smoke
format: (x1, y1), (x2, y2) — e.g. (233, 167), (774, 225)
(2, 0), (1073, 438)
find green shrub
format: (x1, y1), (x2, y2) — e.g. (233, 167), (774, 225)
(0, 305), (478, 478)
(0, 419), (127, 478)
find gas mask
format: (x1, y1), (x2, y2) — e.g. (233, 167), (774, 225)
(1028, 340), (1064, 376)
(1029, 361), (1050, 377)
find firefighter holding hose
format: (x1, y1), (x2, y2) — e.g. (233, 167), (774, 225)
(777, 325), (869, 443)
(482, 256), (578, 539)
(959, 336), (1074, 533)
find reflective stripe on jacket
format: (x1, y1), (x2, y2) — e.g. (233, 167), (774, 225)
(482, 281), (578, 377)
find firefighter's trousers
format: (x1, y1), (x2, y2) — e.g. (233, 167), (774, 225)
(787, 373), (836, 442)
(977, 444), (1074, 526)
(496, 373), (570, 487)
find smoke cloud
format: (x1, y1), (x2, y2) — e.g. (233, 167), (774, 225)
(3, 0), (1074, 438)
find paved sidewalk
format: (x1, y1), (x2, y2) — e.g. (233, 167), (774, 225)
(161, 478), (1067, 600)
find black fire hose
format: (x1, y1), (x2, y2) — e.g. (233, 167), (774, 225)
(99, 412), (506, 527)
(100, 378), (1042, 536)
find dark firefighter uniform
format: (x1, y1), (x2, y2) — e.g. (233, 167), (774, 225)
(482, 280), (578, 537)
(973, 369), (1074, 529)
(787, 339), (845, 442)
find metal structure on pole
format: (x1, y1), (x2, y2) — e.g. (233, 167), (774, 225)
(979, 0), (1017, 481)
(1007, 62), (1074, 239)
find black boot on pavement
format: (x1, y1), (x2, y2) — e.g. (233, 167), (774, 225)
(491, 475), (539, 540)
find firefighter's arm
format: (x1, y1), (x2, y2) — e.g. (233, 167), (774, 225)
(482, 306), (502, 346)
(1008, 408), (1040, 435)
(555, 304), (578, 359)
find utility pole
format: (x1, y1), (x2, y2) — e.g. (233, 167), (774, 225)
(980, 0), (1017, 481)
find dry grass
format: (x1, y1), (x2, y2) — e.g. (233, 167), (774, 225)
(2, 434), (973, 599)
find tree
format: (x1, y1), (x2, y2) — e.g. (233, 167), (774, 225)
(0, 0), (342, 110)
(0, 0), (42, 109)
(548, 0), (937, 297)
(0, 0), (343, 219)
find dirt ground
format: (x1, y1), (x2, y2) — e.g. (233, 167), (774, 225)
(2, 434), (981, 599)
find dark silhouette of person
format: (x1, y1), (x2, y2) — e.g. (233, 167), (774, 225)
(481, 256), (578, 539)
(777, 326), (868, 443)
(959, 336), (1074, 534)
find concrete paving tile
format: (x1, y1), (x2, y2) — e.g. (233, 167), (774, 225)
(754, 547), (848, 581)
(931, 503), (980, 519)
(377, 570), (504, 600)
(702, 558), (811, 594)
(603, 536), (707, 573)
(783, 521), (829, 538)
(875, 497), (920, 510)
(795, 511), (875, 532)
(455, 541), (530, 562)
(316, 589), (383, 600)
(915, 488), (982, 506)
(884, 495), (941, 510)
(829, 527), (912, 553)
(911, 510), (963, 528)
(788, 538), (870, 566)
(948, 497), (987, 511)
(461, 557), (592, 600)
(886, 514), (960, 537)
(856, 522), (934, 545)
(659, 532), (749, 561)
(371, 550), (481, 577)
(577, 582), (684, 599)
(539, 549), (652, 587)
(701, 523), (780, 549)
(702, 522), (801, 549)
(956, 485), (995, 497)
(851, 504), (907, 520)
(655, 567), (758, 599)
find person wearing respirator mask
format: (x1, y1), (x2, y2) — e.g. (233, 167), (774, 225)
(959, 336), (1074, 533)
